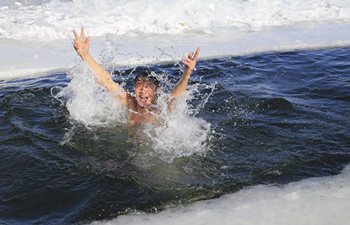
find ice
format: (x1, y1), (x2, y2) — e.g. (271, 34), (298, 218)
(89, 165), (350, 225)
(1, 0), (350, 80)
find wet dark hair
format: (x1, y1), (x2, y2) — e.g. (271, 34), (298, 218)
(134, 71), (160, 88)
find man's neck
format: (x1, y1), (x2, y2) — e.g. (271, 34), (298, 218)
(136, 104), (154, 114)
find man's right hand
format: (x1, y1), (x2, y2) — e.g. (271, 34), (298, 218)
(73, 27), (90, 59)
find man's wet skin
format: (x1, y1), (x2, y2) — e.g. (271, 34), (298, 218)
(73, 27), (199, 126)
(128, 80), (159, 126)
(134, 80), (158, 107)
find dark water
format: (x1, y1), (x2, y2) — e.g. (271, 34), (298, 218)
(1, 47), (350, 225)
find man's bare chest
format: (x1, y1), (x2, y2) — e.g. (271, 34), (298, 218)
(128, 111), (156, 126)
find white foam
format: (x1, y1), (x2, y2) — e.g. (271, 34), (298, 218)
(138, 77), (214, 162)
(89, 165), (350, 225)
(55, 63), (128, 126)
(56, 64), (212, 161)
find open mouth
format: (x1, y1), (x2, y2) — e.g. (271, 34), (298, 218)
(139, 96), (149, 101)
(137, 95), (150, 105)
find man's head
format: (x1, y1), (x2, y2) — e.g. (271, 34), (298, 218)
(134, 71), (160, 108)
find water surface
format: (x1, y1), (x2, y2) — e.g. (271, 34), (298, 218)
(1, 47), (350, 224)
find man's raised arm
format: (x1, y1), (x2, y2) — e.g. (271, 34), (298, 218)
(171, 48), (200, 97)
(73, 27), (129, 106)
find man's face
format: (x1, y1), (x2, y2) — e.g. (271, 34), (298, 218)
(134, 80), (157, 107)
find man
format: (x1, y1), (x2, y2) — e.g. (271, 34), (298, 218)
(73, 27), (199, 126)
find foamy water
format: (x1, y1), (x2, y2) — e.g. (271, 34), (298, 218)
(55, 63), (128, 126)
(1, 45), (349, 224)
(1, 1), (350, 224)
(56, 62), (213, 162)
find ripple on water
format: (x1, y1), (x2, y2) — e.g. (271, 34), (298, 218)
(0, 47), (350, 224)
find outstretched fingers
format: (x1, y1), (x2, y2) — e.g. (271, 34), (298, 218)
(182, 55), (196, 70)
(182, 56), (191, 63)
(86, 36), (90, 45)
(182, 57), (192, 66)
(193, 48), (200, 61)
(73, 27), (86, 40)
(80, 27), (85, 39)
(72, 27), (90, 58)
(73, 29), (78, 39)
(182, 47), (200, 69)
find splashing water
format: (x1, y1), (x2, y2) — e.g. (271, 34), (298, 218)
(55, 63), (128, 126)
(54, 60), (214, 162)
(2, 46), (350, 225)
(141, 77), (214, 162)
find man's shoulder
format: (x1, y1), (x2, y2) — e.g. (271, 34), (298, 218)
(126, 94), (137, 110)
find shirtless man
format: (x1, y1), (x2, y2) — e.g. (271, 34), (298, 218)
(73, 28), (199, 126)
